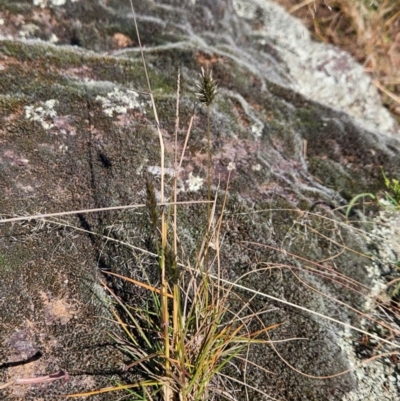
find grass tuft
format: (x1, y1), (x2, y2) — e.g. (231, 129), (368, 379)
(67, 3), (275, 401)
(67, 192), (278, 400)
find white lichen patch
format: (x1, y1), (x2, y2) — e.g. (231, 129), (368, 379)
(251, 122), (263, 137)
(33, 0), (68, 7)
(24, 99), (58, 130)
(96, 87), (145, 117)
(49, 33), (59, 43)
(59, 144), (68, 154)
(186, 172), (204, 192)
(227, 161), (236, 171)
(147, 165), (178, 178)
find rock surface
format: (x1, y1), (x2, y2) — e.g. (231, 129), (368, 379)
(0, 0), (400, 400)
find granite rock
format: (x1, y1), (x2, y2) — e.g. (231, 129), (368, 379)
(0, 1), (400, 400)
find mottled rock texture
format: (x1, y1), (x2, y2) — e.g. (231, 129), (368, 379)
(0, 0), (400, 400)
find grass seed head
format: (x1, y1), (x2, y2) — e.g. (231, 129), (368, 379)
(196, 67), (218, 107)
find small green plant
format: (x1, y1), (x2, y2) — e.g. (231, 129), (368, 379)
(381, 169), (400, 208)
(346, 168), (400, 218)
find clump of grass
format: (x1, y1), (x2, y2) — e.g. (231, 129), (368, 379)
(66, 160), (278, 401)
(66, 2), (276, 400)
